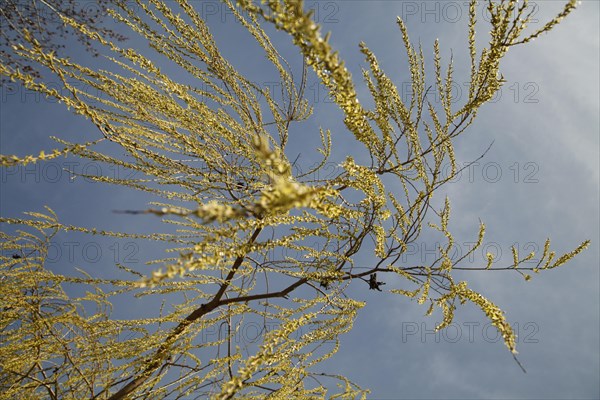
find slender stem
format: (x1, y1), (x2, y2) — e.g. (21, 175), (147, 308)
(103, 228), (262, 400)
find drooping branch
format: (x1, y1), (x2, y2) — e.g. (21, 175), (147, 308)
(104, 228), (263, 400)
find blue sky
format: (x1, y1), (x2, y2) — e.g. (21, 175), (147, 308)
(1, 1), (599, 399)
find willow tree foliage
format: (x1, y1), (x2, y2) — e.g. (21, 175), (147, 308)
(0, 0), (589, 398)
(0, 0), (127, 84)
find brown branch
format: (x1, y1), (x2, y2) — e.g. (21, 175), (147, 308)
(219, 277), (308, 305)
(103, 228), (263, 400)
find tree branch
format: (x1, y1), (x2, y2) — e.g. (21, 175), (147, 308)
(103, 228), (262, 400)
